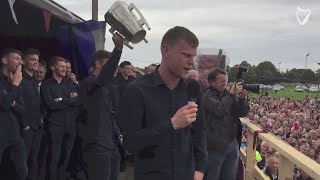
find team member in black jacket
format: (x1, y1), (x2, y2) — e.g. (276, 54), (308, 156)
(112, 60), (136, 172)
(0, 48), (28, 180)
(20, 48), (42, 180)
(79, 33), (123, 180)
(34, 62), (50, 180)
(41, 56), (79, 180)
(118, 26), (208, 180)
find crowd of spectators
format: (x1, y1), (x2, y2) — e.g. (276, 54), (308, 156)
(244, 95), (319, 180)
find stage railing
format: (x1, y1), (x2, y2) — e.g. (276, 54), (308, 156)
(240, 118), (320, 180)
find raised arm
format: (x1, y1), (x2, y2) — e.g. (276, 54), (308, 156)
(94, 33), (124, 87)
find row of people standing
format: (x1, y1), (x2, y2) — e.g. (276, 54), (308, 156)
(1, 26), (250, 180)
(0, 32), (150, 180)
(0, 47), (82, 180)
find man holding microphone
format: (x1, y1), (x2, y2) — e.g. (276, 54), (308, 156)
(119, 26), (207, 180)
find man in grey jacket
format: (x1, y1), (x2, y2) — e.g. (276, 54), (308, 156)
(203, 68), (249, 180)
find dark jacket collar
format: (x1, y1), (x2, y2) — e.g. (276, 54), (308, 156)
(23, 71), (33, 80)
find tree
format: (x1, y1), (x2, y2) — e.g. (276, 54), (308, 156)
(225, 62), (318, 84)
(300, 69), (316, 82)
(226, 65), (238, 82)
(239, 61), (251, 68)
(316, 69), (320, 80)
(244, 65), (258, 84)
(255, 61), (280, 84)
(285, 71), (299, 81)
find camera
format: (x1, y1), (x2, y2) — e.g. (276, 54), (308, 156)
(236, 66), (260, 93)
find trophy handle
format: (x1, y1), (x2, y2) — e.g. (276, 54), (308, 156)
(109, 27), (133, 49)
(124, 39), (134, 49)
(128, 3), (151, 30)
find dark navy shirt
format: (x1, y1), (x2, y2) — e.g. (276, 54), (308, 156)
(40, 77), (79, 127)
(113, 73), (135, 97)
(21, 71), (41, 130)
(118, 70), (208, 180)
(0, 72), (24, 144)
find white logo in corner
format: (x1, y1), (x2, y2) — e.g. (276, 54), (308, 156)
(296, 6), (311, 25)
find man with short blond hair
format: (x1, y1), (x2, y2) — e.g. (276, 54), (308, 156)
(41, 56), (79, 180)
(119, 26), (207, 180)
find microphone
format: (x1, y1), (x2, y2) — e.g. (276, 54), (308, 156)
(186, 78), (201, 128)
(186, 78), (201, 104)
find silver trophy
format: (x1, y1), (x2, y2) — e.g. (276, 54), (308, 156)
(105, 1), (151, 49)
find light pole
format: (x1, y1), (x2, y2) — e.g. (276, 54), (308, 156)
(92, 0), (98, 20)
(305, 53), (310, 69)
(317, 62), (320, 100)
(278, 62), (282, 72)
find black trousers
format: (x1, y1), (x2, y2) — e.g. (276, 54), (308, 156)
(47, 125), (76, 180)
(37, 129), (49, 180)
(67, 136), (86, 180)
(83, 145), (120, 180)
(21, 129), (42, 180)
(0, 140), (28, 180)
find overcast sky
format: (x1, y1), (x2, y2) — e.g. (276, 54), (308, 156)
(55, 0), (320, 71)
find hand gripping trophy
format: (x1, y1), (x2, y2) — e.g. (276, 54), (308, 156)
(105, 1), (151, 49)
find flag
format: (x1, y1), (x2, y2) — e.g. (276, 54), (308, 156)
(58, 20), (106, 79)
(8, 0), (18, 24)
(42, 9), (52, 32)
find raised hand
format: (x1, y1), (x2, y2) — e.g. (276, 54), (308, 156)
(10, 65), (23, 86)
(112, 32), (124, 50)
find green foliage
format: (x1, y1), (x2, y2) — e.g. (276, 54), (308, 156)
(300, 69), (316, 82)
(255, 61), (281, 84)
(225, 61), (318, 84)
(316, 69), (320, 80)
(226, 65), (238, 82)
(286, 71), (299, 80)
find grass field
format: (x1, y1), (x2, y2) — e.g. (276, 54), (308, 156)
(252, 86), (319, 100)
